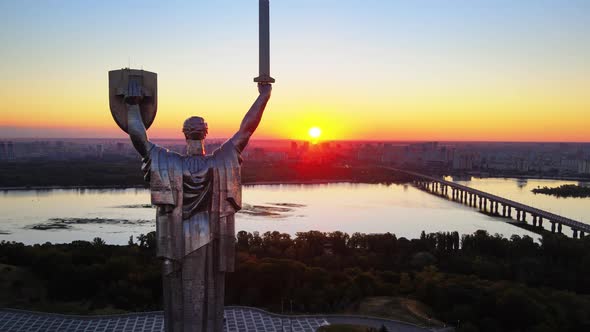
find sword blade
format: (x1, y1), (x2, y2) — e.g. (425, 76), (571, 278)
(254, 0), (275, 83)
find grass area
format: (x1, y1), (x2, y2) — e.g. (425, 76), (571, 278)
(0, 263), (45, 308)
(0, 263), (128, 315)
(343, 296), (444, 328)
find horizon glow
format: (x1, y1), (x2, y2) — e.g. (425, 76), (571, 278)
(0, 0), (589, 142)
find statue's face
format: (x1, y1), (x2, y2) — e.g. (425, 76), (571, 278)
(183, 116), (208, 140)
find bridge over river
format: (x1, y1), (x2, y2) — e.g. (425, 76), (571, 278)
(388, 168), (590, 238)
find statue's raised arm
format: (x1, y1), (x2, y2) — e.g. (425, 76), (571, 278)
(230, 83), (272, 152)
(125, 82), (153, 159)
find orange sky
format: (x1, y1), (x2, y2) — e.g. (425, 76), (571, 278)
(0, 1), (589, 142)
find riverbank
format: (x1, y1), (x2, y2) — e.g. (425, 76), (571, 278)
(5, 175), (587, 192)
(464, 173), (590, 182)
(0, 180), (371, 191)
(0, 159), (403, 189)
(0, 185), (147, 191)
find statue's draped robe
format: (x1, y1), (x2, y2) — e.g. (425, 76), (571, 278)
(144, 140), (241, 332)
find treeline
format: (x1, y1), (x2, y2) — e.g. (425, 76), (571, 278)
(241, 161), (405, 184)
(0, 158), (145, 188)
(2, 231), (590, 331)
(0, 159), (403, 188)
(532, 184), (590, 198)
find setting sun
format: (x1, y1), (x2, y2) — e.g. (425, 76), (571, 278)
(308, 127), (322, 139)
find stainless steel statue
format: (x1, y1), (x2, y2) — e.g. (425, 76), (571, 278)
(109, 68), (271, 332)
(108, 2), (274, 330)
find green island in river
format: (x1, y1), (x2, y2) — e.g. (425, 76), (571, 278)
(532, 184), (590, 198)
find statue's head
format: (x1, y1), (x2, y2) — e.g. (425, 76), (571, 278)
(183, 117), (208, 156)
(183, 116), (208, 140)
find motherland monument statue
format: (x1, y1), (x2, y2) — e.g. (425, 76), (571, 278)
(107, 1), (274, 331)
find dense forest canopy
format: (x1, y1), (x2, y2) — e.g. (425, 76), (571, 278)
(2, 230), (590, 332)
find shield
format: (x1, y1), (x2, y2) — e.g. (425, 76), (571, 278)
(109, 68), (158, 133)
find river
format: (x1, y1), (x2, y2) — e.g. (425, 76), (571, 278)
(0, 178), (588, 245)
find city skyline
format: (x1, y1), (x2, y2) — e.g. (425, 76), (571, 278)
(1, 0), (589, 142)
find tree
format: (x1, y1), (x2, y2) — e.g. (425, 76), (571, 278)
(92, 237), (105, 246)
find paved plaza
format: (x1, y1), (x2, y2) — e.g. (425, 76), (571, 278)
(0, 307), (450, 332)
(0, 307), (328, 332)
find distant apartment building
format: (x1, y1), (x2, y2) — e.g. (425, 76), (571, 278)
(357, 144), (380, 162)
(96, 144), (104, 159)
(515, 158), (529, 172)
(242, 147), (288, 162)
(382, 145), (407, 165)
(6, 141), (15, 160)
(302, 142), (310, 152)
(243, 147), (266, 161)
(0, 142), (6, 160)
(579, 160), (590, 175)
(380, 142), (453, 169)
(560, 158), (579, 175)
(453, 152), (474, 170)
(489, 151), (545, 172)
(527, 154), (559, 173)
(265, 151), (288, 162)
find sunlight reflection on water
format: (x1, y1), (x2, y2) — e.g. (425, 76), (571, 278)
(1, 180), (588, 245)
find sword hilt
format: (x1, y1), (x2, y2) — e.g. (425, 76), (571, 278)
(254, 75), (275, 84)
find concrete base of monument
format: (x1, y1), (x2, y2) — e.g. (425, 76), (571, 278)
(0, 307), (453, 332)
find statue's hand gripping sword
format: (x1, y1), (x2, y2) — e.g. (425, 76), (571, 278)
(253, 0), (275, 84)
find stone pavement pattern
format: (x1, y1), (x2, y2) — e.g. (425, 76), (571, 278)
(0, 307), (449, 332)
(0, 308), (328, 332)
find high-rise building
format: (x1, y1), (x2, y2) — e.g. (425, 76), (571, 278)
(6, 141), (15, 160)
(578, 160), (590, 175)
(96, 144), (104, 159)
(0, 142), (6, 160)
(302, 142), (310, 152)
(453, 152), (474, 170)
